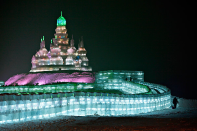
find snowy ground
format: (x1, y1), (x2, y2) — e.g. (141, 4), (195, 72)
(1, 97), (197, 130)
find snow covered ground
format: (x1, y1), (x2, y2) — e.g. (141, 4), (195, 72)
(0, 97), (197, 130)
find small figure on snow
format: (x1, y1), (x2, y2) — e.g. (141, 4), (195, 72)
(173, 97), (178, 109)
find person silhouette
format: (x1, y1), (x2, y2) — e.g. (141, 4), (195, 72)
(173, 97), (178, 109)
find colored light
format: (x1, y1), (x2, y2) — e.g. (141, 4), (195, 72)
(57, 11), (66, 26)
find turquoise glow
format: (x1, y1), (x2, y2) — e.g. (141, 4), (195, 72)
(57, 11), (66, 26)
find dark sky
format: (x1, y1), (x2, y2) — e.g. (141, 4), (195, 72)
(0, 1), (195, 98)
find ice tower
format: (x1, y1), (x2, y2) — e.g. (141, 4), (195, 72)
(54, 11), (69, 61)
(30, 12), (92, 72)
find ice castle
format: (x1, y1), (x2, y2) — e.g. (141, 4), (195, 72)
(31, 11), (92, 72)
(0, 12), (171, 124)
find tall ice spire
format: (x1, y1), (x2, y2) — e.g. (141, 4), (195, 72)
(78, 36), (84, 48)
(70, 35), (74, 47)
(40, 37), (45, 49)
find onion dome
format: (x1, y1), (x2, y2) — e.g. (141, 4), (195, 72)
(67, 35), (76, 54)
(70, 35), (75, 47)
(57, 11), (66, 26)
(35, 48), (49, 57)
(78, 37), (84, 48)
(67, 47), (76, 54)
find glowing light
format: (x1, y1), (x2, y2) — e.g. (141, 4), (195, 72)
(57, 11), (66, 26)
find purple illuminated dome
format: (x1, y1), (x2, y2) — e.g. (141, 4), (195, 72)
(5, 72), (95, 86)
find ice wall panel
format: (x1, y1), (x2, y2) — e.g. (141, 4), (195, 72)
(0, 91), (171, 123)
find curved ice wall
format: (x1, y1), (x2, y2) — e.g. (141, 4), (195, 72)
(0, 70), (171, 123)
(0, 86), (171, 123)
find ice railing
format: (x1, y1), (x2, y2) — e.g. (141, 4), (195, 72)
(95, 70), (144, 82)
(95, 80), (151, 94)
(95, 71), (149, 94)
(133, 80), (170, 94)
(30, 66), (92, 72)
(0, 83), (95, 94)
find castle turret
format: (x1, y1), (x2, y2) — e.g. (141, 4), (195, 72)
(77, 37), (87, 56)
(31, 55), (37, 69)
(33, 37), (50, 67)
(40, 36), (45, 48)
(77, 37), (89, 66)
(54, 11), (69, 62)
(66, 35), (76, 65)
(30, 12), (92, 72)
(70, 35), (74, 47)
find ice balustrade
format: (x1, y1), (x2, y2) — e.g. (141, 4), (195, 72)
(95, 71), (149, 94)
(30, 66), (93, 72)
(1, 81), (147, 95)
(133, 80), (170, 93)
(96, 79), (150, 94)
(0, 83), (95, 94)
(95, 70), (144, 82)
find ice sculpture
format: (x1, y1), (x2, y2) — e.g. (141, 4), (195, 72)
(0, 70), (171, 124)
(0, 12), (171, 124)
(30, 12), (92, 72)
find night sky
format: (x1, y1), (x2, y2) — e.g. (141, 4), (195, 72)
(0, 1), (195, 98)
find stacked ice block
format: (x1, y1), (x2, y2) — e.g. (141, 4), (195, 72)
(0, 70), (171, 123)
(0, 91), (171, 123)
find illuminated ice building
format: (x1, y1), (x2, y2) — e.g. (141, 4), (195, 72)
(31, 12), (91, 72)
(0, 12), (171, 124)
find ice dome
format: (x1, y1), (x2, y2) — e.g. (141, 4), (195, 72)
(57, 11), (66, 26)
(35, 48), (48, 57)
(67, 47), (76, 54)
